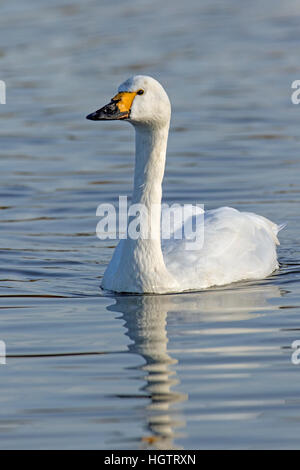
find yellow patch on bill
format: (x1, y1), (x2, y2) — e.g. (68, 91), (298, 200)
(112, 91), (137, 113)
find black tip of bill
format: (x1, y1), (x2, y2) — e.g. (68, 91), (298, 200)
(86, 111), (101, 121)
(86, 102), (129, 121)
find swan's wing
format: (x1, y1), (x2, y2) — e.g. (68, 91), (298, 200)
(162, 206), (282, 290)
(161, 204), (204, 249)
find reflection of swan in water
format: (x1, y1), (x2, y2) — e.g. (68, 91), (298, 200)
(106, 282), (282, 449)
(107, 294), (187, 449)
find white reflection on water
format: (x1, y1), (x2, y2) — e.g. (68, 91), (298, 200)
(107, 283), (282, 449)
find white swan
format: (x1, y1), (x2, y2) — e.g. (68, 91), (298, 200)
(87, 75), (283, 294)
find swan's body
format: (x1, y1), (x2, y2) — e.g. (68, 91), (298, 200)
(87, 75), (282, 294)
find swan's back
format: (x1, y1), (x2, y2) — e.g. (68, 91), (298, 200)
(162, 206), (281, 291)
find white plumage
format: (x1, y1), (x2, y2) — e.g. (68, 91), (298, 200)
(88, 75), (283, 294)
(162, 206), (282, 291)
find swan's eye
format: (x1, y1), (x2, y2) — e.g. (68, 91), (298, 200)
(137, 89), (144, 95)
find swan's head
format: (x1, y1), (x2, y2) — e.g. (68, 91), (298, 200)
(86, 75), (171, 127)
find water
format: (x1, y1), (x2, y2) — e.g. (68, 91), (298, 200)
(0, 0), (300, 449)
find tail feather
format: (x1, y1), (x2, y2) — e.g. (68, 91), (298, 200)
(273, 222), (286, 246)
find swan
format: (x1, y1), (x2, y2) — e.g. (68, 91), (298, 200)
(87, 75), (283, 294)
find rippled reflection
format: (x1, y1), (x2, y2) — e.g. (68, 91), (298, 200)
(107, 282), (282, 448)
(107, 295), (186, 449)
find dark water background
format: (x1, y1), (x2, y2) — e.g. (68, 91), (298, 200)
(0, 0), (300, 449)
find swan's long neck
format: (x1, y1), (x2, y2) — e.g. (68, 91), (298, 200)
(131, 122), (169, 233)
(129, 122), (168, 262)
(102, 119), (179, 293)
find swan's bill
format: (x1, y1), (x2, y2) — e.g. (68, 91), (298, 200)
(86, 91), (137, 121)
